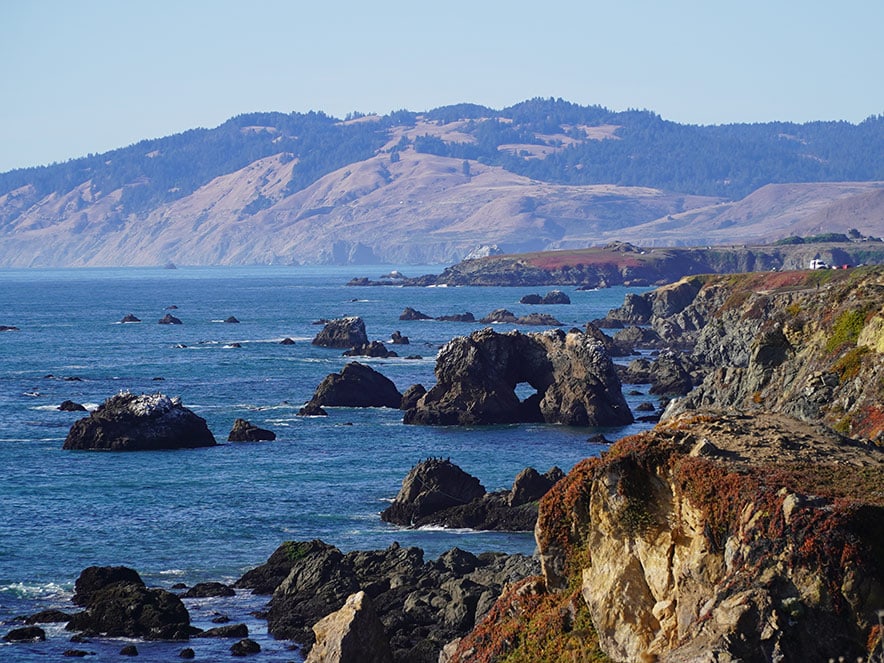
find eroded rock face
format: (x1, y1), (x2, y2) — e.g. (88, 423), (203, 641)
(312, 317), (369, 348)
(62, 393), (216, 451)
(228, 418), (276, 442)
(404, 328), (633, 427)
(534, 412), (884, 663)
(380, 459), (486, 525)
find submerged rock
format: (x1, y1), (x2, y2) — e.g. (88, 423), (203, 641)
(120, 313), (141, 323)
(62, 392), (217, 451)
(59, 400), (87, 412)
(159, 313), (183, 325)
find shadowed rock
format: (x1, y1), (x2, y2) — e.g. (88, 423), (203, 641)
(228, 419), (276, 442)
(312, 317), (368, 349)
(302, 363), (402, 410)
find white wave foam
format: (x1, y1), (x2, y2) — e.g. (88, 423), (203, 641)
(0, 581), (70, 599)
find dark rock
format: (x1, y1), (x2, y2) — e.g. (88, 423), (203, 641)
(648, 350), (697, 396)
(436, 312), (475, 322)
(516, 312), (563, 326)
(0, 325), (20, 332)
(194, 623), (249, 638)
(3, 626), (46, 642)
(399, 307), (432, 321)
(24, 609), (73, 624)
(236, 541), (327, 595)
(181, 581), (236, 598)
(399, 384), (426, 411)
(225, 342), (242, 348)
(159, 314), (183, 325)
(66, 582), (191, 640)
(404, 355), (423, 360)
(302, 362), (402, 410)
(231, 638), (261, 656)
(165, 305), (178, 310)
(63, 649), (93, 657)
(120, 644), (139, 655)
(605, 292), (653, 325)
(343, 341), (398, 358)
(389, 330), (409, 345)
(59, 400), (88, 412)
(508, 467), (557, 507)
(404, 328), (632, 427)
(636, 401), (656, 412)
(381, 459), (486, 526)
(179, 648), (195, 659)
(69, 634), (91, 643)
(613, 325), (666, 349)
(312, 317), (368, 348)
(280, 337), (296, 345)
(227, 419), (276, 442)
(542, 290), (571, 305)
(544, 466), (566, 483)
(224, 316), (240, 323)
(63, 393), (216, 451)
(73, 566), (145, 606)
(479, 308), (517, 324)
(297, 402), (328, 417)
(120, 314), (141, 323)
(587, 433), (611, 444)
(519, 294), (543, 305)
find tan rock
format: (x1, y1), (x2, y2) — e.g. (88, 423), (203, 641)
(305, 591), (392, 663)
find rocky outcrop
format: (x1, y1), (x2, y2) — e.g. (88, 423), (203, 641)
(380, 459), (562, 531)
(62, 392), (216, 451)
(452, 412), (884, 663)
(305, 591), (393, 663)
(399, 307), (432, 321)
(159, 313), (182, 324)
(181, 582), (236, 598)
(120, 313), (141, 323)
(312, 317), (369, 349)
(228, 418), (276, 442)
(398, 384), (426, 411)
(479, 309), (563, 326)
(67, 566), (191, 640)
(404, 327), (633, 427)
(3, 626), (46, 642)
(240, 539), (538, 663)
(224, 316), (240, 323)
(59, 400), (87, 412)
(302, 363), (402, 410)
(389, 331), (409, 345)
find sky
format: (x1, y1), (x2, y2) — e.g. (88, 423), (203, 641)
(1, 0), (882, 173)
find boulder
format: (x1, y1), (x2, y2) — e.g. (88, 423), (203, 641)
(120, 314), (141, 323)
(479, 309), (517, 324)
(519, 294), (543, 305)
(0, 325), (20, 332)
(231, 638), (261, 656)
(399, 307), (432, 321)
(381, 459), (486, 525)
(63, 393), (217, 451)
(195, 623), (249, 638)
(224, 316), (240, 323)
(66, 581), (191, 640)
(404, 328), (633, 427)
(280, 337), (296, 345)
(508, 467), (556, 507)
(72, 566), (145, 606)
(516, 313), (563, 326)
(302, 363), (402, 410)
(159, 314), (183, 325)
(312, 317), (368, 349)
(389, 331), (409, 345)
(3, 626), (46, 642)
(542, 290), (571, 305)
(399, 384), (426, 411)
(120, 644), (139, 655)
(23, 609), (73, 624)
(59, 400), (87, 412)
(305, 591), (393, 663)
(343, 341), (398, 358)
(298, 402), (328, 417)
(227, 419), (276, 442)
(234, 541), (317, 594)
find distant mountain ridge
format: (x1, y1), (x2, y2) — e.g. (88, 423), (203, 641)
(1, 98), (882, 267)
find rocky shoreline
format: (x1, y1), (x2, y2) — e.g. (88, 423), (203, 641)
(7, 265), (883, 662)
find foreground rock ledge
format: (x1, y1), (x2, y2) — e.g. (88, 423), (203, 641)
(450, 411), (884, 662)
(63, 392), (217, 451)
(404, 326), (633, 426)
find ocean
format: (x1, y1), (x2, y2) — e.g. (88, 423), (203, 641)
(0, 265), (654, 661)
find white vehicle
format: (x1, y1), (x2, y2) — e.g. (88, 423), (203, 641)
(809, 258), (829, 270)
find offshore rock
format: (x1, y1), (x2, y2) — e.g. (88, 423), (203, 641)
(404, 328), (632, 427)
(59, 400), (87, 412)
(72, 566), (145, 606)
(343, 341), (398, 358)
(398, 384), (426, 411)
(3, 626), (46, 642)
(305, 591), (393, 663)
(159, 313), (183, 324)
(302, 363), (402, 410)
(312, 316), (369, 349)
(380, 459), (486, 526)
(181, 581), (236, 598)
(399, 307), (432, 321)
(120, 313), (141, 323)
(62, 392), (216, 451)
(227, 418), (276, 442)
(67, 568), (191, 640)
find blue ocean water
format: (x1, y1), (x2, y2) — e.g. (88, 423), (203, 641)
(0, 266), (654, 661)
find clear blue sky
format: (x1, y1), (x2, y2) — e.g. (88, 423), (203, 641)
(1, 0), (882, 173)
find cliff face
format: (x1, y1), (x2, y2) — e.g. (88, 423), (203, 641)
(448, 267), (884, 663)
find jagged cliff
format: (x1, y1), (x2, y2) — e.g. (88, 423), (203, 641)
(445, 267), (884, 663)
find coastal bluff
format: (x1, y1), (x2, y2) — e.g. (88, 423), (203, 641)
(446, 267), (884, 662)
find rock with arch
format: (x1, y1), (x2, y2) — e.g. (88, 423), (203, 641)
(403, 326), (633, 427)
